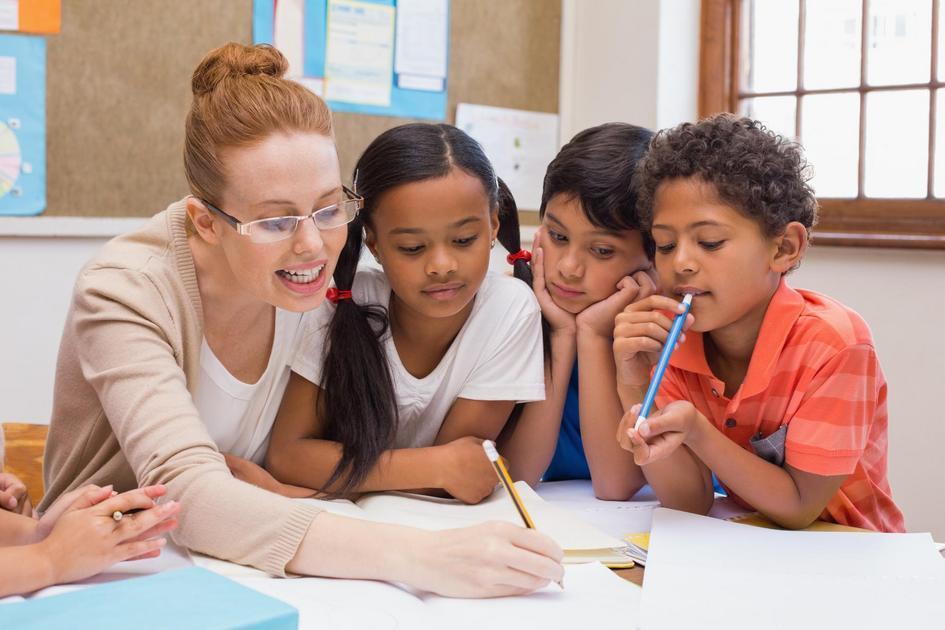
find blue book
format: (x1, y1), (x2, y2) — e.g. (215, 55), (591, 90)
(0, 567), (298, 629)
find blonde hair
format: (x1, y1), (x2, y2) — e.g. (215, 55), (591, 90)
(183, 42), (334, 205)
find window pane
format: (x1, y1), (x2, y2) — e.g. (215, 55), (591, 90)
(741, 0), (799, 93)
(938, 2), (945, 81)
(864, 90), (929, 197)
(804, 0), (862, 90)
(934, 89), (945, 196)
(740, 96), (797, 139)
(801, 93), (860, 197)
(866, 0), (932, 86)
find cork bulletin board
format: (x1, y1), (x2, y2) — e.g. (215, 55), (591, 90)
(44, 0), (560, 217)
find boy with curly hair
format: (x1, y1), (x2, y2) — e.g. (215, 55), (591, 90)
(612, 114), (904, 532)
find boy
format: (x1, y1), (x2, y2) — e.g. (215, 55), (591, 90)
(613, 114), (904, 532)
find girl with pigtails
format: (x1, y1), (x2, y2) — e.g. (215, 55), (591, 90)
(260, 123), (545, 504)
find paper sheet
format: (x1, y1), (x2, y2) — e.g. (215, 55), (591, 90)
(537, 480), (661, 538)
(324, 0), (395, 106)
(394, 0), (448, 92)
(641, 508), (945, 630)
(236, 562), (640, 630)
(455, 103), (559, 211)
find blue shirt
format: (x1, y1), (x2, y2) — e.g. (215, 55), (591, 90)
(543, 363), (589, 481)
(542, 361), (728, 495)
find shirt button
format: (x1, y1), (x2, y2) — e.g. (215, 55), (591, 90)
(711, 388), (720, 398)
(725, 418), (737, 428)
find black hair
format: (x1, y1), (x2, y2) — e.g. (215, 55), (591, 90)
(319, 123), (526, 495)
(540, 122), (656, 257)
(634, 114), (818, 237)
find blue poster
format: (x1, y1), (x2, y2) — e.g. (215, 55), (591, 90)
(0, 34), (45, 216)
(254, 0), (448, 121)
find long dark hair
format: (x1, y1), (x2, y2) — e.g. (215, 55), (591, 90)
(319, 123), (527, 495)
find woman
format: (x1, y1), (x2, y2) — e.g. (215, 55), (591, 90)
(40, 42), (562, 597)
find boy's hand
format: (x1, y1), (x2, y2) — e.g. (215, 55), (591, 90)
(530, 229), (576, 335)
(0, 472), (32, 515)
(576, 268), (658, 339)
(617, 401), (707, 465)
(613, 294), (694, 389)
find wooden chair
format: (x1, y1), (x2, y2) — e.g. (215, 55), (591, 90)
(2, 422), (48, 507)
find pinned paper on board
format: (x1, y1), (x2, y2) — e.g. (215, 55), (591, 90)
(254, 0), (448, 120)
(324, 0), (395, 107)
(456, 103), (559, 211)
(0, 34), (45, 216)
(0, 0), (61, 34)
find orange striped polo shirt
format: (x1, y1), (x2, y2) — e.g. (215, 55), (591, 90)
(656, 279), (904, 532)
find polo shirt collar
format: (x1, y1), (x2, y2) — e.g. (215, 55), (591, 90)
(669, 278), (806, 402)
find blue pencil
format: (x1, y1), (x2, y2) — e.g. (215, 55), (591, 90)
(634, 293), (693, 429)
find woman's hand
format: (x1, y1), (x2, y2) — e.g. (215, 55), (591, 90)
(0, 472), (32, 516)
(436, 437), (499, 505)
(530, 229), (577, 336)
(408, 521), (565, 597)
(36, 487), (180, 585)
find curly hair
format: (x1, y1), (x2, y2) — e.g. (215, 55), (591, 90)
(634, 114), (818, 237)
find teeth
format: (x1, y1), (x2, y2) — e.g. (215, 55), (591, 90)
(280, 265), (324, 284)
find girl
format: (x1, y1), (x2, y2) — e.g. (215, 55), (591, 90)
(499, 123), (657, 500)
(258, 123), (545, 503)
(40, 43), (562, 596)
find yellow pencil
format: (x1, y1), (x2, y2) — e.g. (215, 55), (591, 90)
(482, 440), (564, 589)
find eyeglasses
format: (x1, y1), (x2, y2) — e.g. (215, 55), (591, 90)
(201, 186), (363, 244)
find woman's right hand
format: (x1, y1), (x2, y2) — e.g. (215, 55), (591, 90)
(530, 229), (576, 336)
(36, 487), (180, 585)
(437, 437), (499, 505)
(613, 294), (694, 390)
(411, 522), (565, 597)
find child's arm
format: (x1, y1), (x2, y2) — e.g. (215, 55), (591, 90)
(622, 401), (846, 528)
(572, 271), (656, 500)
(265, 373), (499, 503)
(497, 242), (578, 485)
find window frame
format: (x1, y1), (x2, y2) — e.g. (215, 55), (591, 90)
(700, 0), (945, 249)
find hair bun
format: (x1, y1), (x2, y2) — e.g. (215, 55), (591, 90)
(191, 43), (288, 96)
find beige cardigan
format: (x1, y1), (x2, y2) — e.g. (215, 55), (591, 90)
(40, 199), (321, 576)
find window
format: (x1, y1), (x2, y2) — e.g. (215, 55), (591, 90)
(701, 0), (945, 248)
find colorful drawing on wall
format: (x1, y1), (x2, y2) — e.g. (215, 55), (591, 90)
(0, 0), (61, 34)
(0, 34), (45, 215)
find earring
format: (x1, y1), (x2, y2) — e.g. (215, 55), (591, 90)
(490, 240), (496, 249)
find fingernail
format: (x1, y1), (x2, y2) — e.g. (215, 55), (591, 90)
(639, 423), (650, 438)
(677, 302), (686, 311)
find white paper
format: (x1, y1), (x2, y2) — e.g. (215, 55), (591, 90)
(0, 56), (16, 95)
(537, 479), (661, 538)
(456, 103), (559, 211)
(273, 0), (306, 78)
(0, 0), (18, 31)
(641, 508), (945, 630)
(394, 0), (448, 84)
(235, 562), (640, 630)
(322, 481), (627, 552)
(324, 0), (395, 106)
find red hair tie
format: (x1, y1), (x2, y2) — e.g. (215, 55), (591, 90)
(326, 288), (353, 304)
(506, 249), (532, 265)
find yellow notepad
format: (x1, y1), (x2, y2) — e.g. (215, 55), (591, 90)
(300, 481), (635, 568)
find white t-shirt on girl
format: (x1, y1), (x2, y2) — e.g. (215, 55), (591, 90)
(292, 268), (546, 449)
(193, 309), (302, 464)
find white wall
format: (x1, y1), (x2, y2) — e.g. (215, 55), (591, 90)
(0, 218), (145, 424)
(560, 0), (945, 538)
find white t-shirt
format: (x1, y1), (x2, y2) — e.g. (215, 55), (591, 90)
(293, 268), (545, 448)
(193, 309), (302, 464)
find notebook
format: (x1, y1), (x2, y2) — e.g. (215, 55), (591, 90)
(300, 481), (637, 567)
(0, 567), (298, 630)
